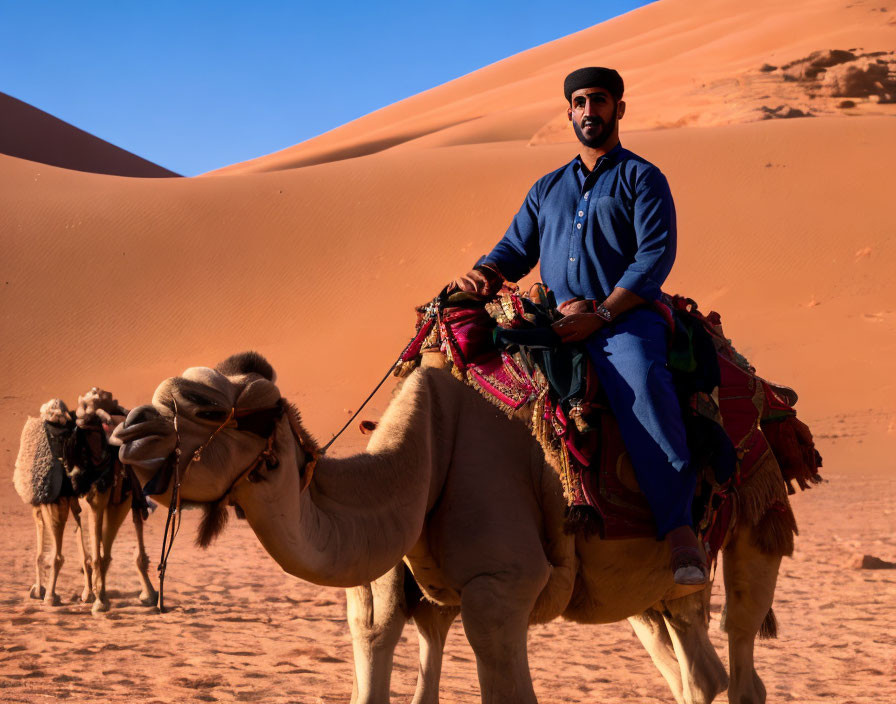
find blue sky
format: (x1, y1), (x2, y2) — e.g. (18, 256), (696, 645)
(1, 1), (653, 175)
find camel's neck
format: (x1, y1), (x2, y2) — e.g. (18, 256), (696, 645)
(231, 370), (455, 587)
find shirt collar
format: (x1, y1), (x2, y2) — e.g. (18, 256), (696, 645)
(572, 141), (625, 177)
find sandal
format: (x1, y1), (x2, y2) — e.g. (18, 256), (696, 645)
(667, 526), (708, 586)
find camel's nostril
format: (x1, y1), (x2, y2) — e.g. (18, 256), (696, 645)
(125, 405), (161, 427)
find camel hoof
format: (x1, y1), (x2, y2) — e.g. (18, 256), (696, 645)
(139, 590), (159, 607)
(91, 599), (110, 614)
(80, 589), (96, 604)
(43, 593), (61, 607)
(29, 584), (45, 600)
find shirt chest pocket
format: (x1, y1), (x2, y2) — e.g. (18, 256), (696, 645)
(594, 195), (633, 251)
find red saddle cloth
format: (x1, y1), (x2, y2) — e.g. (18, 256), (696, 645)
(400, 291), (822, 562)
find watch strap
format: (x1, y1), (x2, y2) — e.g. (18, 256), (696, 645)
(592, 302), (613, 322)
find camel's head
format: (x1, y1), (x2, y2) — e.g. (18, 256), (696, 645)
(76, 387), (127, 432)
(40, 398), (72, 426)
(112, 352), (288, 507)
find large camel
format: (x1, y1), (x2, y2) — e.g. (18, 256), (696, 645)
(113, 351), (791, 703)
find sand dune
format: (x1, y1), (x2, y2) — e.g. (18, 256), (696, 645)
(2, 0), (894, 701)
(0, 92), (179, 177)
(207, 0), (896, 174)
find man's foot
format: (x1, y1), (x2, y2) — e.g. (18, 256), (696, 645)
(667, 525), (708, 586)
(673, 562), (707, 585)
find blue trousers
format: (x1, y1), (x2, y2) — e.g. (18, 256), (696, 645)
(585, 307), (695, 538)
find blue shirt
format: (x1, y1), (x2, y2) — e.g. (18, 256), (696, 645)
(479, 142), (677, 305)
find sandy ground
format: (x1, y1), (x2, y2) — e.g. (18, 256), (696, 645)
(2, 0), (895, 700)
(0, 471), (893, 703)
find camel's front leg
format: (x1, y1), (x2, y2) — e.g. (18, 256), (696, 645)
(347, 565), (409, 704)
(30, 506), (46, 600)
(72, 501), (94, 603)
(92, 495), (130, 614)
(722, 525), (781, 704)
(461, 575), (539, 704)
(86, 489), (110, 613)
(41, 499), (69, 606)
(410, 596), (458, 704)
(131, 508), (158, 606)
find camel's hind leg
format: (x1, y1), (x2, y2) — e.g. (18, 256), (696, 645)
(347, 565), (409, 704)
(410, 596), (457, 704)
(722, 524), (782, 704)
(662, 593), (728, 704)
(131, 508), (157, 606)
(40, 498), (69, 606)
(629, 596), (728, 704)
(629, 609), (687, 704)
(92, 494), (130, 614)
(30, 506), (46, 599)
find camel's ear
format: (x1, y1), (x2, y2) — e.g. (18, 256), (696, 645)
(215, 351), (276, 382)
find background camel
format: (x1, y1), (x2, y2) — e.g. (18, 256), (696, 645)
(13, 398), (78, 606)
(72, 387), (157, 613)
(13, 390), (157, 613)
(113, 352), (794, 703)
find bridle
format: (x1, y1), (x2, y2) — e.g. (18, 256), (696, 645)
(147, 322), (431, 612)
(155, 396), (320, 612)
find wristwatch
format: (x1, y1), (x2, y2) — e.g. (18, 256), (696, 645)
(592, 303), (613, 322)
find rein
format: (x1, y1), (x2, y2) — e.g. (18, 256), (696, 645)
(319, 290), (450, 453)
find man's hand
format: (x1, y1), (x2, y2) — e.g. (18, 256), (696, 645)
(552, 313), (606, 343)
(557, 298), (592, 316)
(448, 264), (503, 296)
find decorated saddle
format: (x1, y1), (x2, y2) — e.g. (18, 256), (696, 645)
(72, 423), (149, 516)
(13, 418), (78, 505)
(397, 285), (822, 564)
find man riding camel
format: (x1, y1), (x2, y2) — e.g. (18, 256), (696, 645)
(450, 67), (706, 586)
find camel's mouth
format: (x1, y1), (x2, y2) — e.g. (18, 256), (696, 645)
(112, 405), (176, 471)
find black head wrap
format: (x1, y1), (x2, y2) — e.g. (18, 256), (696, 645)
(563, 67), (624, 103)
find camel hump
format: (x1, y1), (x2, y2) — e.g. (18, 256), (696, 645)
(215, 351), (276, 382)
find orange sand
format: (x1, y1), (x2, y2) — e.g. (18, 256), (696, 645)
(1, 0), (894, 701)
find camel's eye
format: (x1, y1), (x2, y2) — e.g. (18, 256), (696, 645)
(182, 390), (218, 407)
(196, 409), (229, 421)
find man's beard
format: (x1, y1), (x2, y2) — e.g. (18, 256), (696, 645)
(573, 114), (616, 149)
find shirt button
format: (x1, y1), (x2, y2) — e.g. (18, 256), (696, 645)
(584, 192), (590, 200)
(578, 210), (584, 217)
(569, 257), (576, 262)
(576, 223), (582, 229)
